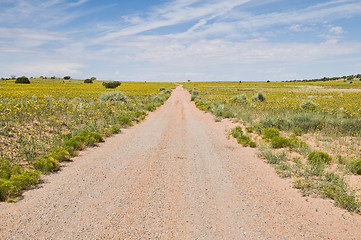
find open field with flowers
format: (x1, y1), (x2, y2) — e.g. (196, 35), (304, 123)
(0, 78), (175, 201)
(184, 79), (361, 212)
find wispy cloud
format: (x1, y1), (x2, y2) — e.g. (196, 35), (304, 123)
(329, 26), (344, 35)
(289, 24), (313, 32)
(0, 0), (92, 28)
(96, 0), (250, 43)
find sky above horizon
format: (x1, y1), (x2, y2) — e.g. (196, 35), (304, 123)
(1, 0), (361, 81)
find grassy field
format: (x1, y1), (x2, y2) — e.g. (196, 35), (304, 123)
(0, 78), (175, 201)
(183, 79), (361, 212)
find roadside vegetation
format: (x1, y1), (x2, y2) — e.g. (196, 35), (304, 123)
(0, 77), (175, 201)
(184, 76), (361, 213)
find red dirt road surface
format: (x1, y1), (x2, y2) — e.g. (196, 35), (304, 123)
(1, 86), (361, 239)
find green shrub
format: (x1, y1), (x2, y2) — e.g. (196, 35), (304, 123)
(245, 126), (254, 133)
(84, 79), (93, 83)
(270, 136), (291, 148)
(0, 159), (13, 180)
(258, 147), (288, 164)
(151, 95), (164, 104)
(119, 115), (132, 125)
(289, 136), (311, 156)
(15, 76), (30, 84)
(99, 91), (127, 102)
(0, 179), (18, 201)
(262, 128), (280, 140)
(231, 126), (256, 147)
(252, 91), (266, 101)
(49, 147), (72, 162)
(293, 177), (313, 190)
(111, 124), (121, 134)
(347, 159), (361, 175)
(300, 101), (317, 111)
(307, 151), (332, 167)
(9, 171), (39, 190)
(260, 113), (325, 133)
(64, 136), (86, 150)
(237, 135), (251, 147)
(194, 100), (210, 111)
(32, 157), (59, 173)
(102, 81), (121, 88)
(232, 94), (247, 104)
(191, 88), (199, 96)
(147, 104), (156, 111)
(61, 133), (73, 141)
(321, 173), (360, 212)
(211, 104), (232, 118)
(223, 111), (233, 118)
(231, 126), (243, 138)
(162, 89), (172, 94)
(292, 128), (304, 136)
(79, 131), (104, 146)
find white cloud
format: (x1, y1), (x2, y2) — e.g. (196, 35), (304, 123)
(69, 0), (89, 7)
(289, 24), (313, 32)
(0, 27), (66, 41)
(329, 26), (344, 34)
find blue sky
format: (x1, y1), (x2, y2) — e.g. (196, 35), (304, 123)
(1, 0), (361, 81)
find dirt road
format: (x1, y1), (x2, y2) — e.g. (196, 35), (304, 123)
(1, 86), (361, 239)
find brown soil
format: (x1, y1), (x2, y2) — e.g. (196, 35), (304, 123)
(1, 86), (361, 239)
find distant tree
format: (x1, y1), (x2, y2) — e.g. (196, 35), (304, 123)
(11, 75), (16, 80)
(64, 76), (71, 80)
(51, 76), (56, 79)
(188, 80), (191, 82)
(267, 80), (270, 83)
(102, 81), (121, 88)
(90, 77), (96, 81)
(15, 76), (30, 84)
(84, 79), (93, 84)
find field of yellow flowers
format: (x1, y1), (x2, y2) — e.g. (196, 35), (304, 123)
(0, 78), (174, 201)
(184, 79), (361, 212)
(184, 79), (361, 158)
(185, 80), (361, 118)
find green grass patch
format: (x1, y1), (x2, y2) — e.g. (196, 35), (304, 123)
(346, 159), (361, 175)
(307, 151), (332, 167)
